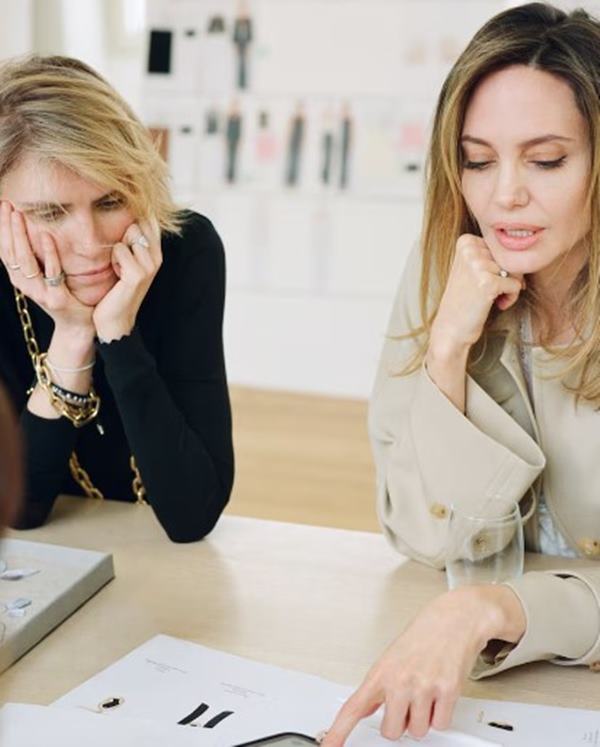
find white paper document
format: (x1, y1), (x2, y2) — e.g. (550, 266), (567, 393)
(53, 635), (600, 746)
(0, 703), (209, 747)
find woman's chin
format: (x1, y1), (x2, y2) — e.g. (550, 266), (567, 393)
(487, 241), (545, 276)
(69, 278), (116, 307)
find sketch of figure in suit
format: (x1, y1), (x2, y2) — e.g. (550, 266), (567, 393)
(225, 100), (243, 183)
(285, 102), (305, 187)
(320, 106), (335, 186)
(339, 102), (353, 190)
(233, 0), (253, 89)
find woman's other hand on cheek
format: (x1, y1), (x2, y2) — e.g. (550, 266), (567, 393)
(92, 218), (162, 343)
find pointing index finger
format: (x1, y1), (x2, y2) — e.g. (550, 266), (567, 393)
(321, 685), (382, 747)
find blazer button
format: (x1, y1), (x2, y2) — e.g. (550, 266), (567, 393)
(430, 503), (448, 519)
(589, 661), (600, 672)
(577, 538), (600, 558)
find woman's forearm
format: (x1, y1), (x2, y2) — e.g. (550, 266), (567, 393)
(425, 336), (471, 413)
(98, 329), (233, 542)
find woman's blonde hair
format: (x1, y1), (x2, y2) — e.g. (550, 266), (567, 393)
(0, 55), (183, 235)
(413, 2), (600, 404)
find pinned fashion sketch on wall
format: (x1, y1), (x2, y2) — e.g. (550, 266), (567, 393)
(201, 14), (233, 93)
(253, 109), (281, 188)
(285, 103), (305, 187)
(319, 108), (335, 187)
(225, 101), (243, 183)
(233, 1), (253, 90)
(198, 106), (226, 190)
(338, 103), (353, 190)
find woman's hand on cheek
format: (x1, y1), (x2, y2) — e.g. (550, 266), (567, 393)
(92, 218), (162, 343)
(0, 201), (94, 336)
(320, 586), (525, 746)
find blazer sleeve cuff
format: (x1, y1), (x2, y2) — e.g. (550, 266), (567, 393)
(471, 570), (600, 679)
(411, 364), (545, 513)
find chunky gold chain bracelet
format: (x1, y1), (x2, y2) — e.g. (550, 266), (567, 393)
(33, 352), (100, 427)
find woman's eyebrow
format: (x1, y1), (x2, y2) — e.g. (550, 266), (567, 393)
(460, 134), (575, 147)
(17, 192), (117, 211)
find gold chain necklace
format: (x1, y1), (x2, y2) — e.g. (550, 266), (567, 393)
(13, 288), (148, 505)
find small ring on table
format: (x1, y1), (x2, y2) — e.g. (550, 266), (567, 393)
(23, 269), (41, 279)
(7, 262), (20, 271)
(132, 234), (150, 250)
(498, 268), (509, 278)
(44, 270), (66, 287)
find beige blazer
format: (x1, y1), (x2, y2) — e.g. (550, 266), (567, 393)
(370, 244), (600, 678)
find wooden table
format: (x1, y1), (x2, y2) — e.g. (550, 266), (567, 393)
(1, 496), (599, 710)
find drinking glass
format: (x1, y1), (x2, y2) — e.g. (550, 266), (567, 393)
(445, 500), (524, 590)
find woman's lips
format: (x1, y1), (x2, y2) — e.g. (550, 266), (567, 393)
(493, 227), (544, 251)
(67, 265), (114, 286)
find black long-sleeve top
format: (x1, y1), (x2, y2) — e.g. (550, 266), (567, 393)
(0, 211), (234, 542)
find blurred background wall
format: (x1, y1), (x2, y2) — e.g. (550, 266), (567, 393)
(3, 0), (599, 400)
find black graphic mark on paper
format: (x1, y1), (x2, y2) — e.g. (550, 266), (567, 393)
(204, 710), (234, 728)
(178, 702), (235, 728)
(178, 702), (209, 725)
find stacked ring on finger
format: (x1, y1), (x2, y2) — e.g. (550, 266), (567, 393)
(23, 269), (41, 279)
(7, 262), (20, 271)
(44, 270), (66, 287)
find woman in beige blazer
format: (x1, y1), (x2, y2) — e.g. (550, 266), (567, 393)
(323, 2), (600, 743)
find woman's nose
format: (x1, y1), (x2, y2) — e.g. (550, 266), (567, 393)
(66, 214), (108, 254)
(492, 165), (530, 210)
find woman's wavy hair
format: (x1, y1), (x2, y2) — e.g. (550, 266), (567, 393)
(0, 55), (183, 234)
(411, 2), (600, 404)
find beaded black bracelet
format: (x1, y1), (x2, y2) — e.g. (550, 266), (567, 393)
(49, 381), (96, 408)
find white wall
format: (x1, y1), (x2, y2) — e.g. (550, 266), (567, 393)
(32, 0), (146, 113)
(143, 0), (502, 397)
(0, 0), (33, 59)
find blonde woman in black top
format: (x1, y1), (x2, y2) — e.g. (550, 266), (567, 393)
(0, 55), (233, 541)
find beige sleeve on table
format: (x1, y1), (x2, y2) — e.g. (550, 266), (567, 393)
(472, 569), (600, 678)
